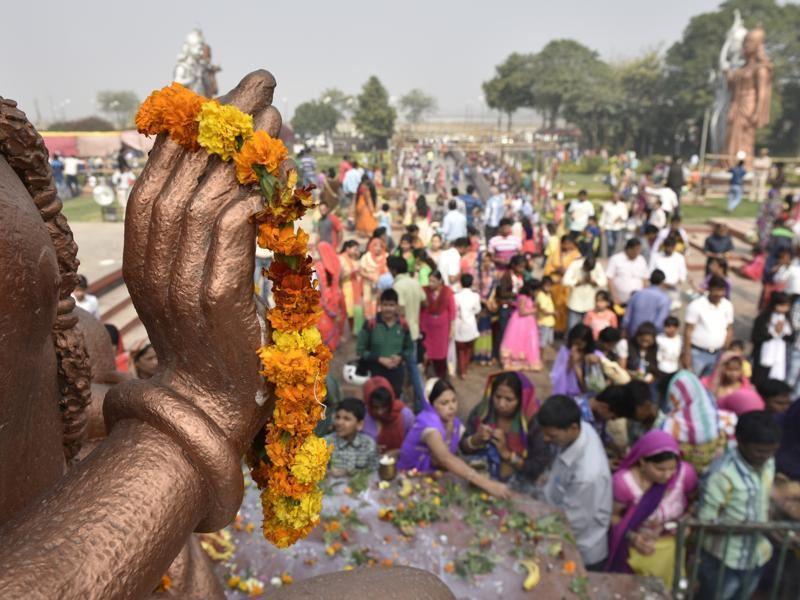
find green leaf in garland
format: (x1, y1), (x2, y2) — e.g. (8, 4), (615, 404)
(278, 253), (302, 271)
(253, 164), (278, 202)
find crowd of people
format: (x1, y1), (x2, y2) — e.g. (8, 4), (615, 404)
(300, 146), (798, 596)
(79, 142), (798, 596)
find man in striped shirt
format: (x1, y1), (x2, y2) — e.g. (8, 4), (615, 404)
(488, 218), (522, 271)
(697, 411), (780, 599)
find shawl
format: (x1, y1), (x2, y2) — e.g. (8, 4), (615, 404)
(360, 238), (387, 282)
(717, 388), (765, 416)
(363, 376), (407, 451)
(660, 370), (734, 445)
(606, 430), (682, 573)
(468, 371), (538, 455)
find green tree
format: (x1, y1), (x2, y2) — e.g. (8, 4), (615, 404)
(319, 88), (354, 118)
(529, 40), (604, 129)
(96, 90), (139, 129)
(353, 76), (397, 149)
(613, 52), (668, 153)
(482, 52), (535, 130)
(399, 89), (438, 124)
(47, 116), (115, 132)
(291, 100), (340, 138)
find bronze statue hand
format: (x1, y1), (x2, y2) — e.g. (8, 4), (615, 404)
(105, 71), (283, 529)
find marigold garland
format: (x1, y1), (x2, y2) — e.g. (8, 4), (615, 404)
(135, 81), (330, 549)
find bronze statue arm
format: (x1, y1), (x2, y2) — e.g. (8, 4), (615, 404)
(0, 420), (206, 599)
(0, 71), (282, 599)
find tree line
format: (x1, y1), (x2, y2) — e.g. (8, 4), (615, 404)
(290, 78), (437, 149)
(483, 0), (800, 156)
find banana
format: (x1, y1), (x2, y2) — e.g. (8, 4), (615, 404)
(520, 559), (540, 591)
(398, 478), (414, 498)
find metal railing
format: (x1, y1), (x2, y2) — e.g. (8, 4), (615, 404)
(672, 519), (800, 599)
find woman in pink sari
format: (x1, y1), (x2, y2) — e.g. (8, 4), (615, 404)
(420, 271), (456, 379)
(606, 430), (697, 589)
(359, 234), (387, 322)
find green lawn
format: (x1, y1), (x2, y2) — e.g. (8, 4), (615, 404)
(680, 197), (758, 222)
(61, 194), (107, 223)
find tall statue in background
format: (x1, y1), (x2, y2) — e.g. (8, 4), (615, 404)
(725, 25), (772, 167)
(173, 28), (221, 97)
(710, 10), (747, 155)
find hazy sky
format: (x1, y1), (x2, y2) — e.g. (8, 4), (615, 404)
(2, 0), (724, 125)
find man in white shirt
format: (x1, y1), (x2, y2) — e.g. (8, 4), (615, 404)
(63, 155), (82, 197)
(649, 236), (687, 308)
(606, 239), (649, 305)
(437, 237), (470, 289)
(652, 215), (689, 256)
(568, 189), (595, 233)
(342, 160), (364, 209)
(682, 276), (734, 377)
(441, 199), (467, 243)
(71, 274), (100, 319)
(540, 395), (612, 570)
(646, 185), (678, 217)
(599, 194), (629, 256)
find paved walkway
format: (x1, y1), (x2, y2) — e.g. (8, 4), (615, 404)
(70, 222), (124, 284)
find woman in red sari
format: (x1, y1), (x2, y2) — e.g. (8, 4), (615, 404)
(420, 270), (456, 379)
(315, 241), (346, 351)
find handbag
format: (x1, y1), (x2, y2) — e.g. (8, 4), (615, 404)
(585, 361), (607, 393)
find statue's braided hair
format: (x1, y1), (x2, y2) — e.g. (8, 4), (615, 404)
(0, 98), (91, 461)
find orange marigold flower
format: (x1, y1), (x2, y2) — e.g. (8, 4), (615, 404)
(266, 467), (314, 499)
(273, 403), (323, 435)
(267, 306), (322, 333)
(135, 83), (205, 151)
(563, 560), (577, 575)
(257, 223), (309, 256)
(234, 130), (289, 184)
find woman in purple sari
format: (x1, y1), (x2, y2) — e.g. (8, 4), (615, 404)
(397, 378), (510, 499)
(605, 430), (697, 589)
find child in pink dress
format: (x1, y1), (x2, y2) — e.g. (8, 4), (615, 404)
(500, 280), (542, 371)
(583, 290), (618, 340)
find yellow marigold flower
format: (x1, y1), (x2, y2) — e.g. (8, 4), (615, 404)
(266, 488), (323, 530)
(197, 101), (254, 161)
(290, 435), (331, 485)
(234, 130), (289, 184)
(272, 327), (323, 353)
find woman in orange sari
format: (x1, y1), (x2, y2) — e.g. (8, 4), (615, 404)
(355, 173), (378, 236)
(543, 234), (581, 334)
(359, 233), (387, 321)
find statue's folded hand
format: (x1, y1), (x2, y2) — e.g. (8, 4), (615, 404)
(112, 70), (283, 454)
